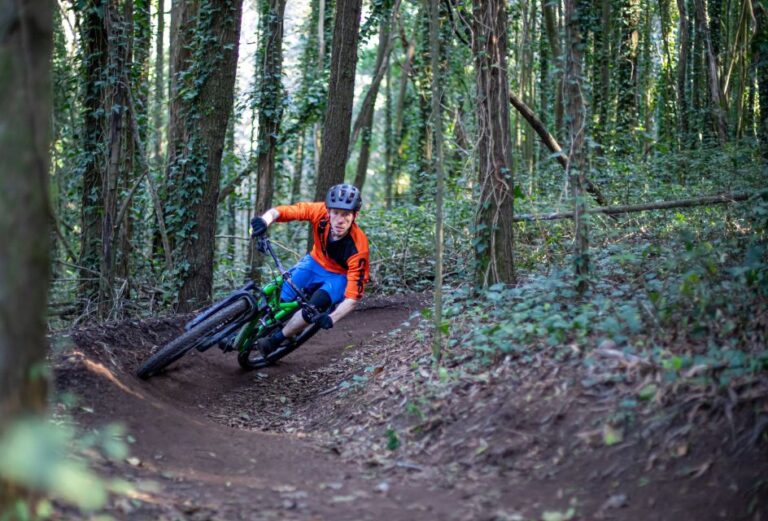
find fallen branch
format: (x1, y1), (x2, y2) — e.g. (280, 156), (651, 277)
(508, 91), (609, 207)
(514, 191), (754, 222)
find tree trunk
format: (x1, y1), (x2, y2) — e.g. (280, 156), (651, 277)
(693, 0), (728, 143)
(677, 0), (690, 142)
(616, 0), (641, 152)
(350, 9), (397, 156)
(78, 0), (108, 307)
(166, 0), (244, 311)
(692, 0), (705, 140)
(152, 0), (165, 163)
(313, 0), (362, 202)
(565, 0), (590, 292)
(472, 0), (515, 286)
(291, 129), (306, 203)
(391, 19), (416, 206)
(312, 0), (326, 178)
(412, 7), (431, 205)
(753, 0), (768, 160)
(254, 0), (286, 216)
(542, 0), (564, 141)
(250, 0), (287, 278)
(100, 0), (134, 316)
(384, 56), (394, 208)
(428, 0), (445, 360)
(353, 17), (392, 190)
(591, 0), (610, 143)
(0, 0), (53, 506)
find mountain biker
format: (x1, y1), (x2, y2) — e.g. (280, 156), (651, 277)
(250, 183), (370, 357)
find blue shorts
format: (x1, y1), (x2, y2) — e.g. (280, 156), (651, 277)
(280, 254), (347, 305)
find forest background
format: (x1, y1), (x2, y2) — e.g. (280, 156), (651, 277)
(1, 0), (767, 514)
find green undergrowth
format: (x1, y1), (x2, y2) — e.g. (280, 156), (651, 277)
(438, 193), (768, 388)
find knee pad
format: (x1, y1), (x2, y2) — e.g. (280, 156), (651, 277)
(301, 289), (332, 322)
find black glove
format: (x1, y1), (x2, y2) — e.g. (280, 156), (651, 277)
(311, 312), (334, 330)
(250, 216), (268, 238)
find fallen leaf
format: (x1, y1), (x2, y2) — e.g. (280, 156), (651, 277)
(331, 495), (357, 503)
(603, 424), (624, 446)
(674, 443), (689, 458)
(541, 507), (575, 521)
(638, 384), (658, 401)
(600, 493), (628, 509)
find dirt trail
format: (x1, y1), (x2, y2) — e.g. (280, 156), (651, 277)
(54, 294), (768, 520)
(56, 296), (466, 520)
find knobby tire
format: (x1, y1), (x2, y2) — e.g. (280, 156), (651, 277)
(137, 299), (249, 379)
(237, 322), (321, 370)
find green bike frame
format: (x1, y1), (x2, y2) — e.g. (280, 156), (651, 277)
(231, 277), (300, 353)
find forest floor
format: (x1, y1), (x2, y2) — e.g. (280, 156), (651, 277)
(51, 293), (767, 520)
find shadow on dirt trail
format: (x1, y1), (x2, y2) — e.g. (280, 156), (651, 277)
(54, 293), (767, 521)
(55, 295), (465, 520)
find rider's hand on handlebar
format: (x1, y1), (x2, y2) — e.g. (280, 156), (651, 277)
(250, 216), (268, 238)
(310, 312), (333, 330)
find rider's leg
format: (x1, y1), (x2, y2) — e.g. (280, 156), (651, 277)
(278, 254), (315, 302)
(258, 288), (333, 357)
(281, 288), (333, 337)
(259, 262), (346, 357)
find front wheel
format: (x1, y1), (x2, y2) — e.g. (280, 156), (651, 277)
(237, 322), (321, 370)
(137, 299), (249, 379)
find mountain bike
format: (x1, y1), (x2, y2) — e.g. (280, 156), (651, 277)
(136, 235), (322, 379)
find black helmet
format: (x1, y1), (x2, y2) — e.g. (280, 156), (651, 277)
(325, 183), (362, 212)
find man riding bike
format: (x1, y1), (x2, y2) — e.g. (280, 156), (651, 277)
(250, 183), (370, 357)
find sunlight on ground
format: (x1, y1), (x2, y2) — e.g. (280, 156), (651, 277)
(71, 350), (145, 400)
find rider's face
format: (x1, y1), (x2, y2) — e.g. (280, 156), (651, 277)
(328, 209), (355, 239)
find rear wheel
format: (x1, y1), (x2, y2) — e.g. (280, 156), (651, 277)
(237, 322), (321, 370)
(137, 299), (249, 379)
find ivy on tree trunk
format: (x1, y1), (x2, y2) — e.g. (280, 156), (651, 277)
(472, 0), (515, 286)
(165, 0), (244, 312)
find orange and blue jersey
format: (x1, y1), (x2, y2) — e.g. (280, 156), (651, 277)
(274, 202), (370, 300)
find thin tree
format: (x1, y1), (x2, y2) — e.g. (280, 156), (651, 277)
(542, 0), (564, 140)
(384, 57), (395, 208)
(676, 0), (690, 143)
(250, 0), (287, 277)
(565, 0), (590, 291)
(616, 0), (641, 153)
(472, 0), (515, 285)
(253, 0), (287, 217)
(693, 0), (728, 143)
(428, 0), (445, 361)
(152, 0), (165, 163)
(753, 0), (768, 160)
(353, 16), (393, 190)
(0, 0), (53, 506)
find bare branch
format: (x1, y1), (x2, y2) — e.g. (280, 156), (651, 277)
(514, 192), (755, 222)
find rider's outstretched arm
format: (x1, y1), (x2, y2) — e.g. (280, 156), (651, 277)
(329, 298), (357, 324)
(261, 208), (280, 226)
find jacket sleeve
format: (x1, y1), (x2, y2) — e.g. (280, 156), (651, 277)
(344, 250), (370, 300)
(274, 202), (326, 223)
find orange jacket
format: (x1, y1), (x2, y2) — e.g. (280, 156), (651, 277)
(274, 202), (370, 300)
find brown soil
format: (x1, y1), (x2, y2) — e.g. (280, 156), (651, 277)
(52, 294), (768, 520)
